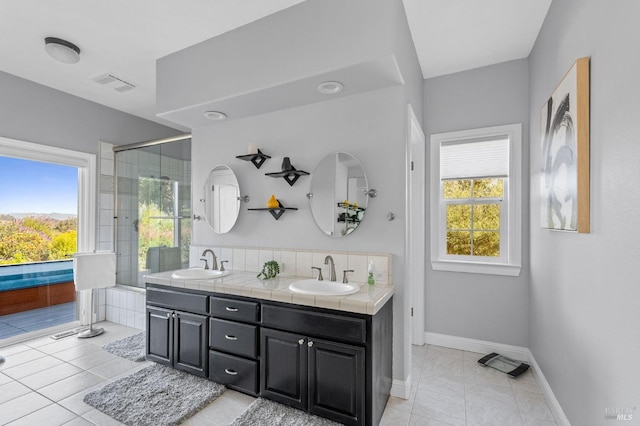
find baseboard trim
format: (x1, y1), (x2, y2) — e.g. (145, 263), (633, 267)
(525, 348), (571, 426)
(390, 377), (411, 399)
(424, 332), (529, 360)
(424, 332), (570, 426)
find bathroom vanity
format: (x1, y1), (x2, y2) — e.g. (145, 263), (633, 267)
(144, 271), (393, 426)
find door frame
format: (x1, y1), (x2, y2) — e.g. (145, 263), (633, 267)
(405, 105), (426, 346)
(0, 136), (97, 326)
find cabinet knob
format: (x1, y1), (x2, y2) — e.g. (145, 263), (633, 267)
(308, 341), (314, 347)
(166, 312), (171, 318)
(225, 307), (239, 312)
(224, 335), (238, 341)
(298, 339), (305, 345)
(172, 313), (177, 318)
(224, 369), (238, 376)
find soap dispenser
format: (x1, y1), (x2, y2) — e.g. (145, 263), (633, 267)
(367, 261), (375, 285)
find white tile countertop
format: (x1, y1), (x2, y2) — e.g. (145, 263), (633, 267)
(144, 270), (394, 315)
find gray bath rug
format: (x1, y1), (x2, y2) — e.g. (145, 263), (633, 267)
(84, 363), (225, 426)
(102, 332), (146, 362)
(229, 398), (343, 426)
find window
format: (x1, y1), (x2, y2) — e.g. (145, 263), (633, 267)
(430, 124), (522, 276)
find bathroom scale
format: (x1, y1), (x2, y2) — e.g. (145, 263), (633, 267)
(477, 352), (530, 378)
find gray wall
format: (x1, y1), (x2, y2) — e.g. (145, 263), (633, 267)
(160, 0), (423, 385)
(423, 59), (530, 347)
(529, 1), (640, 424)
(0, 70), (180, 154)
(191, 86), (411, 381)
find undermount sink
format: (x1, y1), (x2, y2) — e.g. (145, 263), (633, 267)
(289, 279), (360, 296)
(170, 268), (230, 280)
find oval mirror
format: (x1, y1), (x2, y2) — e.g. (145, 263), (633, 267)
(309, 152), (369, 237)
(203, 165), (240, 234)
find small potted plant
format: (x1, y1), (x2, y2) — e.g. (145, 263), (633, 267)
(257, 260), (280, 281)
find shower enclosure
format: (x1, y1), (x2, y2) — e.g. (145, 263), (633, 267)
(113, 135), (191, 288)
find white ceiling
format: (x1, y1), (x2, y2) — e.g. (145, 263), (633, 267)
(0, 0), (551, 130)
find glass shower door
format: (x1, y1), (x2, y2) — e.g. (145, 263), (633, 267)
(114, 138), (191, 288)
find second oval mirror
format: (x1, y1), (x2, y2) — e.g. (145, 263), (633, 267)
(309, 152), (369, 237)
(203, 165), (240, 234)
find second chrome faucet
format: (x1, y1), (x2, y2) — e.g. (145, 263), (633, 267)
(324, 255), (336, 282)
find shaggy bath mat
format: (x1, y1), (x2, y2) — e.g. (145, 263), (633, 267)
(229, 398), (342, 426)
(84, 363), (225, 426)
(102, 332), (146, 362)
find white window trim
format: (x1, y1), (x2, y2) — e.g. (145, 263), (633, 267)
(430, 124), (522, 276)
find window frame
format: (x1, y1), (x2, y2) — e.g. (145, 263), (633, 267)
(430, 124), (522, 276)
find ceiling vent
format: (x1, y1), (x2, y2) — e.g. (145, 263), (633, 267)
(93, 73), (136, 92)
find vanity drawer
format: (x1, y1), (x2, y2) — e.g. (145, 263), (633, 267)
(210, 296), (260, 323)
(209, 318), (258, 358)
(262, 303), (367, 344)
(209, 350), (259, 395)
(146, 286), (208, 315)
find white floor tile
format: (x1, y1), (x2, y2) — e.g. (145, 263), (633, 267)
(0, 392), (53, 424)
(6, 403), (77, 426)
(0, 348), (47, 371)
(61, 417), (95, 426)
(0, 380), (31, 404)
(19, 362), (84, 390)
(2, 354), (64, 379)
(38, 371), (105, 402)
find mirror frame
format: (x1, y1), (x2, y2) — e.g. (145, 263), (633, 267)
(203, 164), (240, 234)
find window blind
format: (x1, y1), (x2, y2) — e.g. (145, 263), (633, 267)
(440, 136), (509, 180)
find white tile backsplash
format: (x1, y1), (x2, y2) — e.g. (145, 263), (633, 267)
(295, 251), (313, 277)
(232, 248), (246, 271)
(245, 249), (260, 272)
(279, 251), (296, 276)
(190, 246), (391, 284)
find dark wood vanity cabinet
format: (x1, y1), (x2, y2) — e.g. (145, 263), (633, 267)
(260, 300), (392, 426)
(261, 327), (365, 425)
(208, 296), (261, 395)
(146, 287), (209, 378)
(146, 283), (392, 426)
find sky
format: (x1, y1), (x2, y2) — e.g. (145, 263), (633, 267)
(0, 156), (78, 215)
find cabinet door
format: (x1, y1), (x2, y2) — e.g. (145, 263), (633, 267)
(174, 311), (208, 378)
(146, 306), (173, 366)
(308, 339), (365, 426)
(260, 328), (307, 410)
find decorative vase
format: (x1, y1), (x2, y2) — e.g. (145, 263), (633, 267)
(266, 194), (279, 209)
(281, 157), (292, 171)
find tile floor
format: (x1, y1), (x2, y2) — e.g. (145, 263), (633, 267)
(0, 321), (557, 425)
(380, 345), (557, 426)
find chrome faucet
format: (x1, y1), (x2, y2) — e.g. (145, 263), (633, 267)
(201, 249), (218, 270)
(324, 255), (336, 282)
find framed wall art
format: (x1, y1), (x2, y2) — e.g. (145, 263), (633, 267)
(540, 56), (590, 233)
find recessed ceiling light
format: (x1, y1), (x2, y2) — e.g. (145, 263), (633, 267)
(317, 81), (344, 95)
(204, 111), (227, 121)
(44, 37), (81, 64)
